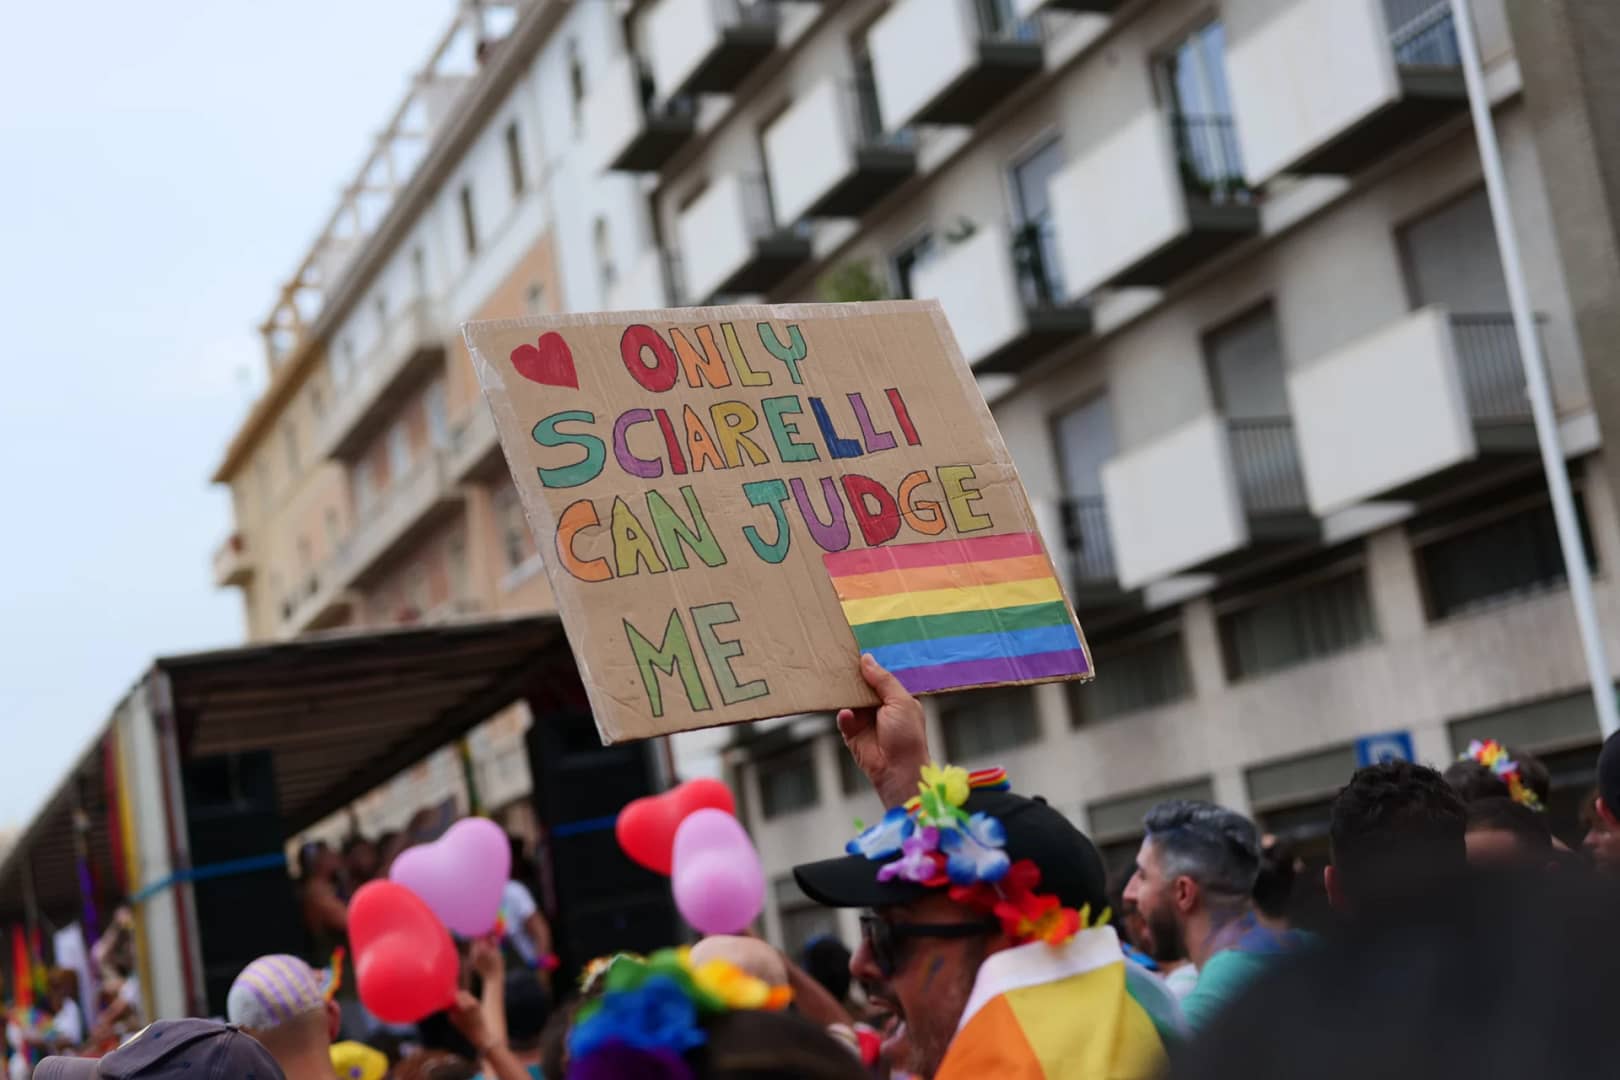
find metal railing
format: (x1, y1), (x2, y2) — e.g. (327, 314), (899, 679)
(1061, 496), (1118, 583)
(1171, 114), (1252, 205)
(738, 173), (807, 243)
(971, 0), (1039, 43)
(1384, 0), (1461, 67)
(845, 75), (911, 149)
(715, 0), (779, 30)
(1010, 220), (1068, 311)
(1451, 314), (1533, 424)
(636, 59), (697, 123)
(1228, 418), (1309, 515)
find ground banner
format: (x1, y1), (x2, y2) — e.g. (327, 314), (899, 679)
(465, 300), (1091, 743)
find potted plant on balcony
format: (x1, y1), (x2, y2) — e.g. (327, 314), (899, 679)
(816, 259), (889, 304)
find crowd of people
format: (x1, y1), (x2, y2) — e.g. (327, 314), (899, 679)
(20, 652), (1620, 1078)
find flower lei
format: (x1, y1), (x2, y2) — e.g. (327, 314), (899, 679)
(566, 948), (792, 1080)
(846, 764), (1106, 947)
(1465, 739), (1544, 811)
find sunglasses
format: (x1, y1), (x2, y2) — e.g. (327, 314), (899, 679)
(859, 913), (1000, 978)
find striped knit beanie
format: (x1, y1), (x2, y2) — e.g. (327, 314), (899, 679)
(226, 954), (326, 1030)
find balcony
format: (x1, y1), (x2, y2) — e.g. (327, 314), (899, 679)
(447, 407), (503, 484)
(1052, 110), (1258, 297)
(212, 533), (253, 588)
(1286, 307), (1537, 515)
(911, 221), (1090, 374)
(318, 297), (445, 462)
(584, 54), (697, 173)
(1226, 0), (1465, 186)
(1099, 414), (1313, 589)
(332, 451), (463, 591)
(278, 571), (354, 640)
(1059, 497), (1132, 610)
(869, 0), (1043, 129)
(763, 77), (916, 222)
(676, 174), (811, 302)
(644, 0), (780, 100)
(1014, 0), (1126, 14)
(607, 247), (686, 310)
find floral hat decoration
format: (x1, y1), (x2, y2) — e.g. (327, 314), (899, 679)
(565, 947), (792, 1080)
(1464, 739), (1544, 811)
(846, 763), (1107, 947)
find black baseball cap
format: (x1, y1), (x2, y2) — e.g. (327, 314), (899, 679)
(793, 788), (1108, 913)
(36, 1019), (283, 1080)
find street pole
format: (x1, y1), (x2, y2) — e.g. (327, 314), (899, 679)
(1450, 0), (1619, 737)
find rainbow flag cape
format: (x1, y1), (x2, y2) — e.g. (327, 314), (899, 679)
(822, 532), (1089, 693)
(935, 928), (1180, 1080)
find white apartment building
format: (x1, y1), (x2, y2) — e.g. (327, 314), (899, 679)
(215, 0), (1620, 951)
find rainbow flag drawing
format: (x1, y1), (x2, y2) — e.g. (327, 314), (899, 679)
(822, 532), (1090, 694)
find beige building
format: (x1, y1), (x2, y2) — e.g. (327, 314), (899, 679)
(214, 0), (1619, 950)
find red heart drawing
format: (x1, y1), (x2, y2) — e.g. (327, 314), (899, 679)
(615, 778), (737, 876)
(510, 332), (578, 389)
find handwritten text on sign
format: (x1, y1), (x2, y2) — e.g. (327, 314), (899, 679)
(467, 303), (1089, 743)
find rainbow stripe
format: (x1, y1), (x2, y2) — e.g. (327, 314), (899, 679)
(823, 533), (1089, 694)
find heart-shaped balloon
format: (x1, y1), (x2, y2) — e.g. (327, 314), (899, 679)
(672, 808), (765, 935)
(616, 778), (737, 876)
(349, 880), (459, 1025)
(511, 332), (579, 389)
(389, 817), (510, 937)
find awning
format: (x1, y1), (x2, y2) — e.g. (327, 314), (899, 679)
(0, 614), (572, 927)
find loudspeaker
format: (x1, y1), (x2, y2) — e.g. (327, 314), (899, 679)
(182, 750), (303, 1014)
(524, 675), (678, 984)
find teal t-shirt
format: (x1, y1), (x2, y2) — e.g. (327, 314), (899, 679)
(472, 1067), (543, 1080)
(1181, 914), (1315, 1031)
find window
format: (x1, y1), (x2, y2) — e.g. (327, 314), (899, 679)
(1159, 21), (1246, 201)
(758, 743), (820, 818)
(1053, 395), (1117, 583)
(525, 282), (546, 315)
(338, 338), (358, 386)
(1398, 187), (1509, 314)
(387, 420), (412, 481)
(309, 383), (324, 420)
(774, 876), (838, 954)
(568, 40), (586, 134)
(282, 423), (300, 475)
(938, 686), (1039, 760)
(1204, 305), (1305, 515)
(1416, 492), (1597, 619)
(504, 120), (526, 195)
(353, 459), (378, 516)
(890, 232), (937, 299)
(594, 217), (617, 294)
(494, 484), (535, 572)
(425, 381), (450, 449)
(324, 507), (341, 549)
(1069, 618), (1191, 724)
(459, 184), (478, 256)
(373, 292), (388, 327)
(448, 531), (469, 604)
(1009, 138), (1066, 305)
(411, 246), (428, 298)
(1218, 561), (1377, 680)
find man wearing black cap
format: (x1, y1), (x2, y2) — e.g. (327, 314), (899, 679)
(795, 655), (1181, 1080)
(35, 1019), (284, 1080)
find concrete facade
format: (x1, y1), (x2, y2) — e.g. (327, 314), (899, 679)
(212, 0), (1617, 952)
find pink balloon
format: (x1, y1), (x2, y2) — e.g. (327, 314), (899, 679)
(671, 808), (764, 935)
(389, 817), (511, 937)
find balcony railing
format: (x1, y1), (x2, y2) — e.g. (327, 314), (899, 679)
(1385, 0), (1460, 67)
(1451, 314), (1532, 425)
(1010, 220), (1067, 310)
(1061, 496), (1118, 584)
(846, 75), (911, 149)
(636, 60), (697, 125)
(972, 0), (1039, 43)
(1171, 114), (1252, 205)
(715, 0), (777, 29)
(1228, 418), (1309, 515)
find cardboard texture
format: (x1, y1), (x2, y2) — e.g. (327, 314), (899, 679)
(465, 301), (1092, 744)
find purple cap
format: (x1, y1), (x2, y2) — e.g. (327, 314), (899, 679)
(35, 1019), (283, 1080)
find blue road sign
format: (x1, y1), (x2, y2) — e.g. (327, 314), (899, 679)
(1356, 731), (1415, 768)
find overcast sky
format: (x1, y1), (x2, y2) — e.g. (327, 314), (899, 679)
(0, 0), (455, 827)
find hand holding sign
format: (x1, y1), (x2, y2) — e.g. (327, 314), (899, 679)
(838, 654), (932, 810)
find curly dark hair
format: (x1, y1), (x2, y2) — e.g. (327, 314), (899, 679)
(1329, 761), (1466, 909)
(1442, 760), (1512, 804)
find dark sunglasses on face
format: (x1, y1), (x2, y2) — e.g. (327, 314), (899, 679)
(859, 912), (1001, 978)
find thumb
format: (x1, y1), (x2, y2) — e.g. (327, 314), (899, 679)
(860, 653), (909, 704)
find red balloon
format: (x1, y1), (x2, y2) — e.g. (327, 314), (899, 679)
(616, 778), (737, 875)
(349, 880), (458, 1024)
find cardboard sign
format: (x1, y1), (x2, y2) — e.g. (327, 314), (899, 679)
(465, 301), (1091, 743)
